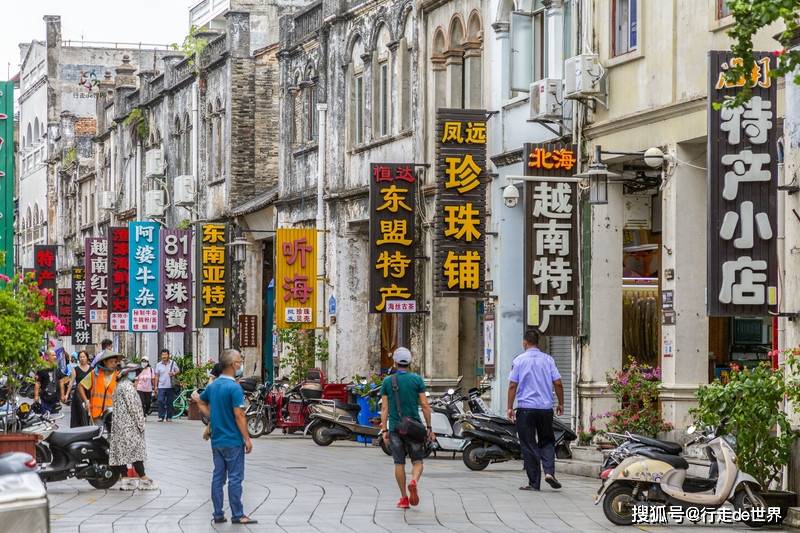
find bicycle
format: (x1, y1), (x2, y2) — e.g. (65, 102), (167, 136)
(171, 387), (196, 419)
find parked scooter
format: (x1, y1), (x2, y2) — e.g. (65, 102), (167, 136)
(305, 385), (383, 447)
(461, 413), (577, 471)
(596, 425), (771, 526)
(600, 431), (719, 480)
(36, 409), (118, 489)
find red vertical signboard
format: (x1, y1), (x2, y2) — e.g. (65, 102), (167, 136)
(108, 227), (129, 331)
(85, 237), (109, 324)
(34, 245), (57, 315)
(57, 288), (72, 337)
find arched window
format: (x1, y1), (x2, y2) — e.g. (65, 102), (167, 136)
(448, 15), (466, 109)
(304, 65), (317, 142)
(25, 207), (32, 230)
(465, 11), (483, 108)
(349, 37), (365, 146)
(399, 10), (414, 131)
(214, 98), (223, 177)
(373, 24), (392, 137)
(431, 28), (447, 110)
(33, 118), (40, 145)
(26, 123), (32, 147)
(182, 112), (192, 175)
(33, 204), (39, 226)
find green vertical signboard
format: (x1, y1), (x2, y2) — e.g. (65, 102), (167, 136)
(0, 82), (13, 277)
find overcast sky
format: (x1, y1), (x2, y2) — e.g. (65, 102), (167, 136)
(2, 1), (192, 79)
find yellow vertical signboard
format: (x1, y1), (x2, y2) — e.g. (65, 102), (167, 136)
(276, 228), (317, 329)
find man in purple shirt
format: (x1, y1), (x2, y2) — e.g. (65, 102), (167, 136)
(507, 328), (564, 491)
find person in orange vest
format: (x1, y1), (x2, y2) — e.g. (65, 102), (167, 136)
(78, 352), (121, 424)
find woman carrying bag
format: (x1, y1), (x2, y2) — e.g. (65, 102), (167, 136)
(66, 351), (92, 427)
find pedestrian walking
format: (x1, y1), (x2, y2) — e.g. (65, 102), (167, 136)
(58, 352), (76, 403)
(33, 350), (60, 414)
(109, 363), (158, 491)
(506, 329), (565, 492)
(379, 347), (435, 510)
(78, 352), (121, 424)
(66, 350), (92, 427)
(154, 349), (180, 422)
(195, 349), (257, 525)
(135, 356), (155, 416)
(91, 339), (114, 367)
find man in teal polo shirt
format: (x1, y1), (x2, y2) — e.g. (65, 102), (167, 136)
(196, 349), (257, 525)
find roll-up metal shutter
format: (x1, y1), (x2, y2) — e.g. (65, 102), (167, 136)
(546, 336), (573, 427)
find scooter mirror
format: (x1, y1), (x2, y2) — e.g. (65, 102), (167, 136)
(687, 425), (696, 435)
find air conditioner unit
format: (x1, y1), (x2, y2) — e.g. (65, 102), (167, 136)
(98, 191), (115, 211)
(529, 78), (563, 121)
(144, 190), (165, 218)
(145, 148), (164, 177)
(173, 175), (196, 206)
(564, 54), (602, 99)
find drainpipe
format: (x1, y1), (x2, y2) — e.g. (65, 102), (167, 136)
(191, 78), (200, 361)
(316, 103), (328, 363)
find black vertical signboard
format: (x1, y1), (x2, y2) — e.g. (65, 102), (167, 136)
(707, 51), (777, 316)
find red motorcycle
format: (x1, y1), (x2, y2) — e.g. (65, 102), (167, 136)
(246, 369), (347, 438)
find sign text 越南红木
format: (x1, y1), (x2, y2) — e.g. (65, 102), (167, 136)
(85, 237), (108, 324)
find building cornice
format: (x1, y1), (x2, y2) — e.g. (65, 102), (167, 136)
(582, 96), (706, 140)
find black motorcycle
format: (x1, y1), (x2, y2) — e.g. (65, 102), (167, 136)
(461, 414), (577, 471)
(36, 410), (118, 489)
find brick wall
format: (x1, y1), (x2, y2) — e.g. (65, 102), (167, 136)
(254, 47), (280, 194)
(228, 57), (256, 207)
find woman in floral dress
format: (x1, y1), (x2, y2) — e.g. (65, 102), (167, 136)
(109, 363), (158, 490)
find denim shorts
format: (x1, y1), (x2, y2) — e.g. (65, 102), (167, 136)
(389, 431), (426, 465)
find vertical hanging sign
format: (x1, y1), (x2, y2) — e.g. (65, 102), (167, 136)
(707, 52), (777, 316)
(71, 266), (92, 345)
(0, 81), (13, 277)
(434, 108), (487, 296)
(128, 222), (160, 331)
(523, 142), (579, 335)
(84, 237), (108, 323)
(57, 288), (72, 337)
(275, 228), (316, 328)
(369, 163), (417, 313)
(108, 227), (129, 331)
(34, 244), (57, 315)
(196, 223), (229, 329)
(161, 228), (192, 333)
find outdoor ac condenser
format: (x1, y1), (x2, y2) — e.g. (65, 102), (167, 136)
(564, 54), (602, 99)
(98, 191), (114, 211)
(529, 78), (563, 121)
(144, 190), (165, 218)
(173, 175), (195, 206)
(145, 148), (164, 177)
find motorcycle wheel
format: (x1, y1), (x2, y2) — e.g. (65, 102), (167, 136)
(734, 489), (771, 528)
(87, 468), (120, 490)
(602, 484), (636, 526)
(311, 424), (334, 446)
(247, 414), (266, 438)
(555, 443), (572, 459)
(462, 442), (490, 471)
(262, 409), (276, 436)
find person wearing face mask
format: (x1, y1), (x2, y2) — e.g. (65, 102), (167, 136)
(195, 349), (256, 525)
(78, 352), (121, 424)
(109, 363), (158, 491)
(135, 356), (155, 417)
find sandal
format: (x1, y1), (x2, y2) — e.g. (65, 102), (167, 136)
(232, 516), (258, 525)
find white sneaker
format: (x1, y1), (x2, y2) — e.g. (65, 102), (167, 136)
(137, 478), (159, 491)
(117, 478), (138, 491)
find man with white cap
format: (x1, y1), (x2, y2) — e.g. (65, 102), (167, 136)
(379, 347), (434, 509)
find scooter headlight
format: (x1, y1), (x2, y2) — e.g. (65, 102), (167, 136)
(722, 434), (737, 452)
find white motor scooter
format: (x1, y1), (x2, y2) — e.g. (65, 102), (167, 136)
(595, 426), (768, 527)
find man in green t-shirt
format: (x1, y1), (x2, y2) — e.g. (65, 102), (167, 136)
(380, 347), (434, 509)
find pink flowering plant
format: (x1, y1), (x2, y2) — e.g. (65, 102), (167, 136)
(0, 273), (58, 399)
(599, 357), (672, 437)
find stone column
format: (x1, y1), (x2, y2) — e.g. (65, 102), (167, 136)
(660, 143), (709, 433)
(578, 181), (624, 430)
(462, 41), (482, 109)
(444, 50), (464, 108)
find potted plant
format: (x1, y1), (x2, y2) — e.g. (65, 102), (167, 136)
(594, 357), (672, 441)
(276, 325), (329, 384)
(691, 361), (798, 520)
(0, 273), (61, 455)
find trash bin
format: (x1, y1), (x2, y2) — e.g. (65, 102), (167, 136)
(356, 395), (378, 444)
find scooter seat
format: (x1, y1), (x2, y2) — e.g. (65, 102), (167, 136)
(639, 449), (689, 470)
(333, 400), (361, 414)
(630, 434), (683, 455)
(47, 426), (101, 448)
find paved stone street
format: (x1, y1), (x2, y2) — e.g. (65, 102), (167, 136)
(43, 417), (792, 533)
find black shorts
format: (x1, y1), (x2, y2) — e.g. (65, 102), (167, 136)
(389, 431), (426, 465)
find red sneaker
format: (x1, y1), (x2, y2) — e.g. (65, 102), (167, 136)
(408, 480), (419, 506)
(396, 497), (410, 509)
